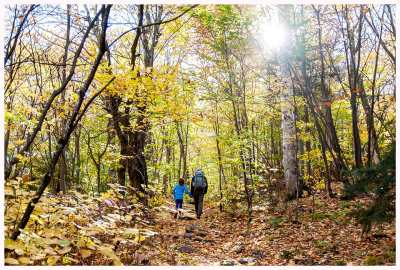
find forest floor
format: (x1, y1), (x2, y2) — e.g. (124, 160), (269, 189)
(4, 182), (396, 266)
(141, 183), (395, 266)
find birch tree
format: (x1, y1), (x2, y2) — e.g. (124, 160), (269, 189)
(278, 5), (299, 200)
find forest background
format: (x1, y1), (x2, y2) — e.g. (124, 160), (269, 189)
(2, 2), (396, 266)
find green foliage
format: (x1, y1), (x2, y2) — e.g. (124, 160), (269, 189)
(268, 216), (285, 228)
(282, 250), (294, 260)
(339, 201), (352, 208)
(364, 255), (385, 266)
(335, 260), (346, 266)
(344, 143), (395, 233)
(316, 241), (327, 247)
(312, 212), (329, 220)
(315, 200), (324, 207)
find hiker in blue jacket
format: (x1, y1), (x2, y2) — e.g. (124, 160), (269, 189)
(191, 168), (208, 219)
(173, 178), (193, 218)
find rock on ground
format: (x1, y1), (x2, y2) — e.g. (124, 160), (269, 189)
(252, 250), (264, 256)
(183, 233), (194, 239)
(178, 246), (195, 253)
(220, 259), (239, 266)
(232, 245), (244, 254)
(239, 257), (256, 264)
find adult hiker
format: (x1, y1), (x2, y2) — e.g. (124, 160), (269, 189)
(191, 168), (208, 219)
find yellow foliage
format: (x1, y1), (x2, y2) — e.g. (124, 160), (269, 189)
(4, 258), (19, 265)
(47, 255), (60, 266)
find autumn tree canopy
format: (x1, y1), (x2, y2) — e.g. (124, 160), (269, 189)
(4, 4), (395, 266)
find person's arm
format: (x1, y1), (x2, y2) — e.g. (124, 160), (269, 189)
(190, 176), (194, 194)
(204, 177), (208, 194)
(172, 185), (176, 197)
(184, 186), (193, 198)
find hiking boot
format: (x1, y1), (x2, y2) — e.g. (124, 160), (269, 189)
(174, 212), (178, 219)
(197, 215), (201, 219)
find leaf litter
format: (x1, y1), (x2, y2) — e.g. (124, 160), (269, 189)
(4, 182), (395, 265)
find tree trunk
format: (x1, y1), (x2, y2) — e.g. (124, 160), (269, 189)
(304, 109), (312, 177)
(214, 95), (225, 212)
(278, 4), (299, 201)
(183, 121), (189, 180)
(97, 162), (101, 195)
(4, 102), (12, 166)
(75, 128), (81, 184)
(216, 138), (224, 212)
(359, 78), (381, 164)
(176, 121), (183, 178)
(345, 5), (363, 168)
(10, 5), (111, 240)
(126, 5), (163, 195)
(59, 152), (67, 194)
(164, 131), (172, 193)
(313, 5), (348, 174)
(128, 110), (149, 191)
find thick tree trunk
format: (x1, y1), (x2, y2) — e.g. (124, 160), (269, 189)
(124, 5), (163, 196)
(278, 4), (299, 201)
(128, 110), (148, 191)
(117, 155), (127, 186)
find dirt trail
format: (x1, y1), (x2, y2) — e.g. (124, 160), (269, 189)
(152, 200), (252, 265)
(146, 187), (395, 266)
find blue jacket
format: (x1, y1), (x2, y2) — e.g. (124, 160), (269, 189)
(173, 184), (192, 200)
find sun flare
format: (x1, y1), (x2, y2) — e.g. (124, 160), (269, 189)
(260, 23), (287, 50)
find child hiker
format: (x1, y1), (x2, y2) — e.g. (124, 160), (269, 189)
(172, 178), (193, 218)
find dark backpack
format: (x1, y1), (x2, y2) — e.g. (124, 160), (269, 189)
(193, 171), (205, 189)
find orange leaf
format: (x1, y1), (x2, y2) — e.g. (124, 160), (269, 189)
(344, 93), (350, 97)
(314, 106), (320, 110)
(22, 174), (29, 183)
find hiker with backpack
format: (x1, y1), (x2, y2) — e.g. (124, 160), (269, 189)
(173, 178), (193, 219)
(191, 168), (208, 219)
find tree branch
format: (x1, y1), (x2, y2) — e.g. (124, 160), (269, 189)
(109, 5), (198, 48)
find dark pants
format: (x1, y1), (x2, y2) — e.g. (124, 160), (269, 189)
(194, 189), (204, 216)
(175, 199), (183, 210)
